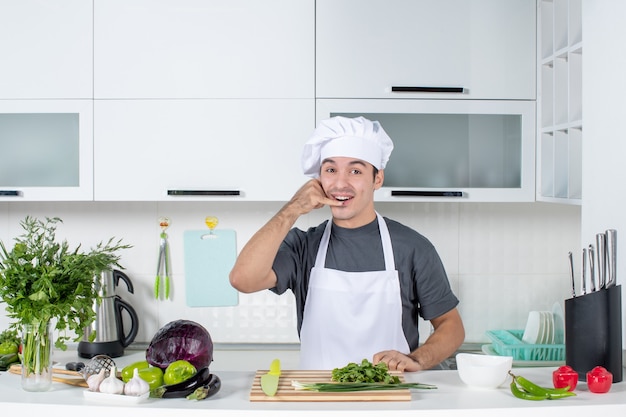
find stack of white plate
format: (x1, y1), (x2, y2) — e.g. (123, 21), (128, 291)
(522, 310), (555, 345)
(522, 310), (559, 361)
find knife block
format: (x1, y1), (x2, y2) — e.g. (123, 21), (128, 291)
(564, 285), (622, 382)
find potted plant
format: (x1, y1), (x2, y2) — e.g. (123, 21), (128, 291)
(0, 216), (130, 391)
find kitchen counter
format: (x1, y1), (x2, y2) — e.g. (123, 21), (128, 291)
(1, 349), (626, 417)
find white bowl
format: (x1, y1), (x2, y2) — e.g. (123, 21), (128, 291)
(456, 353), (513, 389)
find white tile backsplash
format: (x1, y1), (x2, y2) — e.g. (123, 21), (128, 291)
(0, 200), (580, 347)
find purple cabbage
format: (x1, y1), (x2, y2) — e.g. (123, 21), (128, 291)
(146, 320), (213, 370)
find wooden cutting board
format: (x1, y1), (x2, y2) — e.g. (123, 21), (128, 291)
(249, 370), (411, 402)
(8, 364), (88, 388)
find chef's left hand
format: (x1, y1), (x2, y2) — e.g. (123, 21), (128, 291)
(372, 350), (421, 373)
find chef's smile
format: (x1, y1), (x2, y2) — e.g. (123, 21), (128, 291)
(331, 193), (354, 204)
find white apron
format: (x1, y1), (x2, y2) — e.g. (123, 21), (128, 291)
(299, 213), (410, 370)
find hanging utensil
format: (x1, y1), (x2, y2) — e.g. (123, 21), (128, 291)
(568, 251), (576, 298)
(155, 216), (172, 300)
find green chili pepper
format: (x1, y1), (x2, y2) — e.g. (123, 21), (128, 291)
(510, 379), (548, 401)
(509, 371), (576, 401)
(545, 389), (578, 400)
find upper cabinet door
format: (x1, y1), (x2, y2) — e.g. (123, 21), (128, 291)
(0, 0), (93, 99)
(316, 0), (536, 100)
(94, 99), (313, 201)
(0, 100), (94, 201)
(94, 0), (314, 99)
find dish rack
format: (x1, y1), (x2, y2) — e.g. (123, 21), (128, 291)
(486, 330), (565, 362)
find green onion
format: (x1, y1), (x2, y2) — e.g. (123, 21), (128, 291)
(291, 380), (437, 392)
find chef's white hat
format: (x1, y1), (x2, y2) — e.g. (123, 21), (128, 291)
(301, 116), (394, 178)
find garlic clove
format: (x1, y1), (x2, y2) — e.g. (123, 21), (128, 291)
(124, 368), (151, 397)
(87, 368), (106, 392)
(98, 366), (125, 395)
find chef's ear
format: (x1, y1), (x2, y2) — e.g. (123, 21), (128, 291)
(374, 169), (384, 190)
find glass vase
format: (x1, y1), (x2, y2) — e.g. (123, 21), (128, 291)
(20, 321), (53, 392)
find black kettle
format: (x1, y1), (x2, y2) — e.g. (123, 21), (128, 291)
(78, 270), (139, 358)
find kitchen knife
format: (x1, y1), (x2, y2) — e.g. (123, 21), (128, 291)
(581, 248), (587, 295)
(596, 233), (607, 289)
(606, 229), (617, 288)
(568, 251), (576, 298)
(260, 359), (281, 397)
(589, 244), (596, 292)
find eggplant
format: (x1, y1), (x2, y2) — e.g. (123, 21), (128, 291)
(186, 374), (222, 400)
(150, 366), (211, 398)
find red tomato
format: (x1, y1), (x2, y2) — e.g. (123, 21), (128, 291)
(586, 366), (613, 393)
(553, 365), (578, 391)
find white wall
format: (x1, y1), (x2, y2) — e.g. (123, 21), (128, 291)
(0, 200), (580, 346)
(582, 1), (626, 344)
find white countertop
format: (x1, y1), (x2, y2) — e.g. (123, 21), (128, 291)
(1, 349), (626, 417)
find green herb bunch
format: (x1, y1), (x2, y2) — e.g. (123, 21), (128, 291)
(0, 216), (131, 350)
(331, 359), (401, 384)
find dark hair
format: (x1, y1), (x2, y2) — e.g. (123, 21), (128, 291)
(373, 167), (379, 181)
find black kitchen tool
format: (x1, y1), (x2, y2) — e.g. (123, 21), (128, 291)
(565, 285), (622, 382)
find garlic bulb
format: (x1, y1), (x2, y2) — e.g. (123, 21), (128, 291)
(98, 366), (125, 395)
(124, 368), (150, 397)
(87, 368), (106, 392)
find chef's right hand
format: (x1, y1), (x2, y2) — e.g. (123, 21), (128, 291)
(288, 179), (343, 215)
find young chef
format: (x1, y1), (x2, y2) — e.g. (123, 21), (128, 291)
(229, 116), (464, 371)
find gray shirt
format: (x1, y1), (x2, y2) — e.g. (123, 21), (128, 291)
(271, 216), (459, 351)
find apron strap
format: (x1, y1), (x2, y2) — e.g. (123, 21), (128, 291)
(376, 212), (396, 272)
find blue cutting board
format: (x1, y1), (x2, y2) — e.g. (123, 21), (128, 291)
(183, 229), (239, 307)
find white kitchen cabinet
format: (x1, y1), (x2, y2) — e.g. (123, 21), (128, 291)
(0, 0), (92, 99)
(0, 100), (94, 201)
(94, 99), (313, 201)
(536, 0), (582, 204)
(316, 0), (536, 100)
(94, 0), (314, 99)
(317, 99), (536, 202)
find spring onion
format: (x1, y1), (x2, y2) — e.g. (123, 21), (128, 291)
(291, 381), (437, 392)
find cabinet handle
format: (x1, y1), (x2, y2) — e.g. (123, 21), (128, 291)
(0, 190), (22, 197)
(167, 190), (241, 196)
(391, 86), (465, 93)
(391, 190), (463, 197)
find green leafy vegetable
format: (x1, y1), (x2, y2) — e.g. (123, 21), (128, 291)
(0, 216), (131, 350)
(0, 329), (19, 346)
(331, 359), (400, 383)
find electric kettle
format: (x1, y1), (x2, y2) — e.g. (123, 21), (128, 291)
(78, 269), (139, 358)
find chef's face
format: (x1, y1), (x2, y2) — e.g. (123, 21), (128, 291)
(319, 156), (384, 228)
